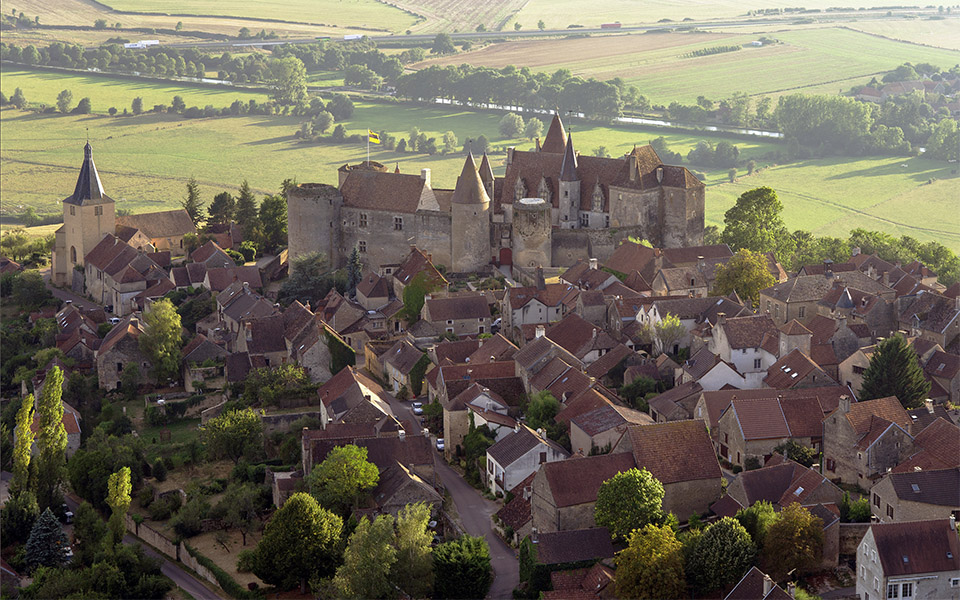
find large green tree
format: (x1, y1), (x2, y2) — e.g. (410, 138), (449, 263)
(433, 535), (492, 600)
(200, 408), (263, 464)
(334, 514), (398, 599)
(615, 524), (686, 600)
(56, 89), (73, 113)
(761, 503), (824, 581)
(258, 193), (287, 253)
(270, 56), (308, 105)
(734, 500), (777, 550)
(26, 507), (70, 569)
(0, 490), (40, 545)
(859, 334), (930, 409)
(654, 313), (686, 357)
(393, 502), (435, 598)
(181, 177), (205, 227)
(243, 492), (343, 593)
(686, 517), (756, 594)
(594, 468), (665, 541)
(525, 391), (560, 430)
(207, 191), (236, 224)
(106, 466), (132, 543)
(721, 187), (795, 263)
(711, 249), (776, 308)
(139, 298), (183, 384)
(235, 179), (260, 241)
(35, 367), (66, 510)
(12, 393), (35, 494)
(308, 444), (379, 515)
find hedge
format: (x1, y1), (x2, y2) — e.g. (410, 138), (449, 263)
(182, 542), (263, 599)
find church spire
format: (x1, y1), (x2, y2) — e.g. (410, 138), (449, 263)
(451, 152), (489, 205)
(478, 152), (494, 186)
(541, 111), (566, 154)
(65, 142), (111, 206)
(560, 132), (578, 181)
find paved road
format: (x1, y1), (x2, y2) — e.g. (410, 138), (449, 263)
(63, 494), (224, 600)
(382, 390), (519, 599)
(40, 267), (104, 312)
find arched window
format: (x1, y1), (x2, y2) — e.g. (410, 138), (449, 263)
(70, 246), (77, 263)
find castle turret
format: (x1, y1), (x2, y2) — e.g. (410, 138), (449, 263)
(53, 143), (116, 285)
(541, 113), (566, 154)
(450, 153), (491, 273)
(478, 152), (495, 200)
(558, 132), (580, 228)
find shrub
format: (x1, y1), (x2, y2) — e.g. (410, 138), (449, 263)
(152, 459), (167, 482)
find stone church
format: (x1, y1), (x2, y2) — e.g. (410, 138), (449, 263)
(52, 143), (196, 287)
(287, 112), (705, 273)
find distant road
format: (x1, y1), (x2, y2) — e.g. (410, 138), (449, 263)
(160, 11), (954, 50)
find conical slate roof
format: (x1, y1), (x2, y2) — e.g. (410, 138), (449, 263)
(64, 142), (113, 206)
(541, 113), (567, 154)
(451, 152), (490, 205)
(478, 152), (495, 185)
(560, 132), (578, 181)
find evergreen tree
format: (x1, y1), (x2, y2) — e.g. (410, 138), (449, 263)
(346, 247), (363, 296)
(207, 191), (236, 224)
(181, 177), (206, 227)
(12, 394), (35, 495)
(258, 194), (287, 253)
(35, 367), (66, 510)
(859, 334), (930, 408)
(26, 508), (70, 569)
(235, 180), (260, 241)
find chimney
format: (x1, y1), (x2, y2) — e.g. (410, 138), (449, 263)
(882, 271), (890, 287)
(787, 582), (796, 599)
(839, 395), (851, 414)
(592, 328), (597, 339)
(762, 575), (774, 597)
(851, 246), (861, 257)
(536, 265), (546, 291)
(398, 429), (406, 441)
(654, 249), (663, 273)
(423, 427), (429, 436)
(629, 156), (638, 181)
(531, 527), (539, 543)
(697, 255), (705, 271)
(507, 147), (515, 166)
(514, 422), (521, 433)
(656, 167), (663, 183)
(420, 168), (431, 188)
(535, 325), (545, 338)
(950, 515), (956, 530)
(535, 137), (541, 151)
(717, 312), (727, 326)
(536, 427), (545, 438)
(925, 399), (934, 414)
(588, 257), (599, 271)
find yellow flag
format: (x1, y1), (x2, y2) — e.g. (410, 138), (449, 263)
(368, 129), (381, 144)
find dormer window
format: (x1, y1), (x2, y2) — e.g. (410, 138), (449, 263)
(514, 178), (527, 201)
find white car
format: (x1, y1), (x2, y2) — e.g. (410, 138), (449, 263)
(436, 438), (445, 452)
(412, 401), (423, 415)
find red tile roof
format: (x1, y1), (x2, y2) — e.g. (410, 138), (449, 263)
(721, 315), (780, 353)
(625, 420), (721, 484)
(541, 452), (637, 507)
(764, 349), (830, 389)
(869, 519), (960, 577)
(424, 294), (490, 321)
(843, 396), (911, 436)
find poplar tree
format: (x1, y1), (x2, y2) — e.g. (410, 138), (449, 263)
(35, 367), (66, 510)
(107, 466), (132, 543)
(12, 395), (35, 495)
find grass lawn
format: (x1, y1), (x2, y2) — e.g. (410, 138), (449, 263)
(97, 0), (418, 31)
(846, 17), (960, 50)
(0, 68), (270, 115)
(416, 27), (960, 104)
(141, 417), (201, 448)
(706, 157), (960, 249)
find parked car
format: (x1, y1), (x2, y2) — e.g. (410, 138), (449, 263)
(412, 401), (423, 415)
(109, 317), (121, 325)
(436, 438), (445, 452)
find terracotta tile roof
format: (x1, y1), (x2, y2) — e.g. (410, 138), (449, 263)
(507, 283), (578, 310)
(843, 396), (911, 436)
(762, 271), (889, 303)
(810, 343), (839, 369)
(584, 344), (635, 379)
(542, 452), (637, 507)
(31, 405), (81, 436)
(664, 244), (733, 266)
(734, 460), (840, 508)
(182, 333), (228, 363)
(465, 334), (518, 364)
(487, 425), (568, 467)
(799, 262), (858, 276)
(206, 266), (262, 292)
(225, 352), (252, 382)
(730, 398), (790, 439)
(886, 467), (960, 507)
(555, 387), (616, 427)
(721, 315), (780, 353)
(340, 170), (430, 214)
(545, 313), (616, 360)
(804, 315), (837, 344)
(894, 418), (960, 472)
(245, 315), (287, 355)
(655, 267), (707, 291)
(385, 339), (424, 375)
(357, 271), (390, 300)
(626, 420), (721, 484)
(869, 519), (960, 577)
(494, 473), (534, 530)
(116, 209), (195, 240)
(571, 405), (626, 437)
(648, 381), (703, 421)
(534, 528), (615, 565)
(393, 247), (447, 288)
(424, 294), (490, 322)
(98, 314), (145, 354)
(900, 291), (960, 334)
(191, 240), (232, 267)
(683, 346), (723, 380)
(780, 319), (812, 336)
(764, 349), (830, 389)
(434, 339), (482, 365)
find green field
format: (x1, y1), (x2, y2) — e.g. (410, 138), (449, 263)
(98, 0), (418, 31)
(419, 26), (960, 104)
(706, 158), (960, 248)
(514, 0), (943, 29)
(1, 68), (269, 114)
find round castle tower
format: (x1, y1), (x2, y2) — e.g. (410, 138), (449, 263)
(286, 182), (342, 271)
(450, 153), (492, 273)
(512, 197), (552, 269)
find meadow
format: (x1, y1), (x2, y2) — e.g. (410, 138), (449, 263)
(512, 0), (943, 29)
(415, 26), (960, 104)
(846, 18), (960, 50)
(1, 68), (270, 114)
(97, 0), (418, 32)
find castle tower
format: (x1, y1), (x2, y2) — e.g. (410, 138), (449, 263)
(540, 113), (566, 154)
(286, 183), (343, 270)
(53, 142), (116, 285)
(558, 132), (580, 229)
(450, 153), (491, 273)
(512, 197), (552, 270)
(478, 152), (495, 200)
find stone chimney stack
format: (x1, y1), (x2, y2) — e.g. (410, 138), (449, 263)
(535, 325), (545, 339)
(507, 147), (515, 166)
(839, 395), (851, 414)
(717, 312), (727, 326)
(420, 168), (431, 188)
(762, 575), (774, 597)
(589, 257), (599, 271)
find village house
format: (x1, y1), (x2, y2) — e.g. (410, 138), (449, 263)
(422, 293), (492, 337)
(710, 313), (781, 387)
(513, 334), (583, 392)
(640, 295), (749, 355)
(543, 562), (616, 600)
(116, 209), (196, 257)
(383, 339), (426, 394)
(388, 246), (448, 300)
(725, 567), (794, 600)
(613, 419), (723, 520)
(543, 313), (618, 366)
(181, 333), (228, 393)
(822, 395), (914, 488)
(899, 291), (960, 350)
(676, 346), (746, 391)
(716, 395), (826, 467)
(648, 381), (703, 423)
(190, 240), (234, 269)
(870, 468), (960, 524)
(441, 382), (517, 460)
(720, 456), (844, 514)
(893, 418), (960, 474)
(759, 270), (894, 327)
(84, 234), (168, 316)
(569, 403), (653, 455)
(486, 424), (569, 497)
(316, 366), (396, 428)
(95, 314), (150, 390)
(500, 281), (578, 337)
(356, 271), (392, 311)
(856, 518), (960, 600)
(763, 348), (834, 390)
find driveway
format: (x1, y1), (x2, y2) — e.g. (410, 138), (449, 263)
(39, 267), (102, 312)
(379, 388), (519, 599)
